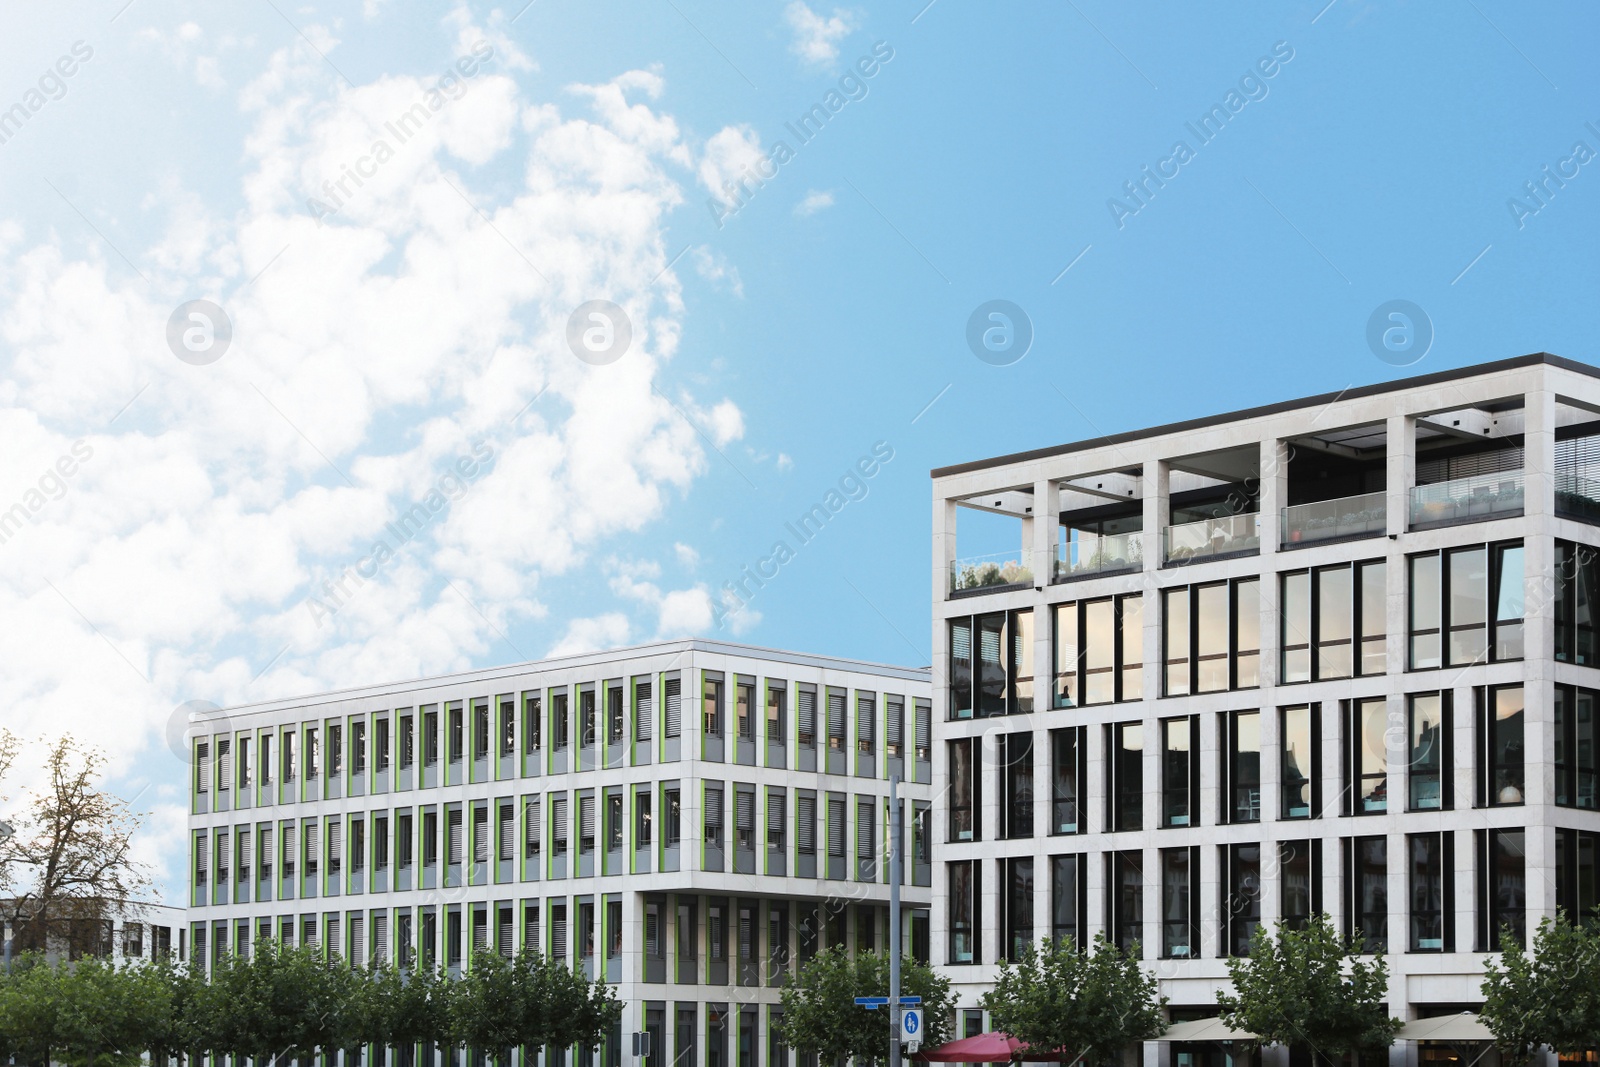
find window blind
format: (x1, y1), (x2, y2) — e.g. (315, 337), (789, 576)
(499, 804), (514, 861)
(637, 681), (654, 742)
(827, 798), (845, 857)
(447, 809), (463, 865)
(473, 811), (488, 864)
(798, 689), (816, 744)
(665, 679), (681, 738)
(798, 795), (816, 854)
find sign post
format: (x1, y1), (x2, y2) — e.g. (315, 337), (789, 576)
(889, 773), (902, 1067)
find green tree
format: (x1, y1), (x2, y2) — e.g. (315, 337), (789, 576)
(981, 935), (1166, 1067)
(1481, 911), (1600, 1065)
(452, 949), (621, 1062)
(52, 954), (173, 1067)
(779, 947), (956, 1067)
(1216, 914), (1400, 1067)
(0, 953), (65, 1067)
(371, 962), (458, 1066)
(187, 942), (360, 1064)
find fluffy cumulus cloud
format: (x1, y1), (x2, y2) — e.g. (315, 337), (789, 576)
(0, 11), (745, 894)
(783, 1), (857, 66)
(795, 189), (834, 217)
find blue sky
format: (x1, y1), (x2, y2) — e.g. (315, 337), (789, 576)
(0, 0), (1595, 898)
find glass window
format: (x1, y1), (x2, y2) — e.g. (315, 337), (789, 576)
(1012, 610), (1034, 714)
(1163, 588), (1190, 697)
(1359, 560), (1387, 674)
(1316, 566), (1354, 680)
(1555, 685), (1599, 809)
(1408, 693), (1447, 811)
(1487, 829), (1526, 948)
(1161, 717), (1194, 829)
(1409, 833), (1447, 952)
(1226, 843), (1260, 957)
(1083, 599), (1115, 705)
(1195, 583), (1229, 693)
(1448, 546), (1489, 665)
(954, 611), (1032, 717)
(1052, 603), (1079, 709)
(1555, 540), (1599, 666)
(1161, 848), (1194, 959)
(1054, 596), (1141, 708)
(1227, 711), (1261, 824)
(1487, 685), (1525, 806)
(1050, 855), (1081, 947)
(1281, 571), (1311, 683)
(1280, 705), (1315, 820)
(1234, 578), (1261, 689)
(1351, 698), (1389, 814)
(1050, 728), (1082, 835)
(1555, 828), (1600, 926)
(1110, 722), (1143, 832)
(1004, 857), (1033, 961)
(1280, 840), (1314, 931)
(1350, 835), (1388, 953)
(1410, 553), (1442, 669)
(950, 619), (973, 718)
(1110, 851), (1143, 956)
(948, 738), (975, 842)
(977, 614), (1007, 717)
(1121, 595), (1144, 700)
(1002, 733), (1033, 840)
(1493, 543), (1525, 660)
(948, 861), (975, 964)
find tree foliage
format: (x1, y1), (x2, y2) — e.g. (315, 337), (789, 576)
(0, 733), (149, 953)
(1481, 911), (1600, 1064)
(980, 934), (1166, 1066)
(1215, 914), (1400, 1065)
(779, 948), (956, 1067)
(455, 949), (621, 1060)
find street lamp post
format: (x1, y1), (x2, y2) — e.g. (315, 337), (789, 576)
(0, 819), (13, 973)
(888, 774), (901, 1067)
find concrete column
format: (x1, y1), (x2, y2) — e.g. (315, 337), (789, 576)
(935, 497), (957, 610)
(1524, 388), (1557, 921)
(1386, 414), (1416, 537)
(1143, 460), (1169, 573)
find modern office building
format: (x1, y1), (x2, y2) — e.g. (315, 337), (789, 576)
(929, 353), (1600, 1062)
(1, 897), (184, 963)
(186, 640), (933, 1067)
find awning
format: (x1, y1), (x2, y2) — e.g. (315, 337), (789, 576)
(1161, 1019), (1257, 1043)
(910, 1033), (1056, 1063)
(1395, 1014), (1495, 1043)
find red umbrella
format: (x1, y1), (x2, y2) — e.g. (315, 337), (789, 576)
(911, 1032), (1063, 1063)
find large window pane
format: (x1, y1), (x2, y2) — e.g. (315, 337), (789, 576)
(1226, 843), (1260, 957)
(1493, 544), (1525, 660)
(1195, 584), (1229, 693)
(1354, 698), (1388, 814)
(1111, 851), (1143, 956)
(1005, 858), (1033, 960)
(1555, 685), (1598, 810)
(1409, 833), (1445, 951)
(1050, 729), (1081, 834)
(948, 739), (974, 841)
(1003, 733), (1033, 840)
(1051, 855), (1080, 946)
(1352, 835), (1387, 953)
(1164, 589), (1190, 697)
(1053, 603), (1079, 709)
(1408, 694), (1445, 811)
(977, 614), (1008, 717)
(1281, 705), (1313, 819)
(1161, 849), (1193, 958)
(1112, 723), (1143, 832)
(1490, 830), (1526, 948)
(1410, 554), (1442, 669)
(948, 862), (975, 963)
(1359, 560), (1387, 675)
(1161, 718), (1192, 828)
(1282, 571), (1312, 683)
(1234, 578), (1261, 688)
(1447, 547), (1489, 666)
(1083, 599), (1115, 706)
(1229, 712), (1261, 824)
(1119, 596), (1144, 701)
(1316, 566), (1354, 680)
(1489, 686), (1525, 806)
(1280, 840), (1312, 931)
(949, 619), (973, 718)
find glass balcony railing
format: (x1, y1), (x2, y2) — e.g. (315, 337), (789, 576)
(1162, 513), (1261, 565)
(1409, 471), (1524, 528)
(1556, 472), (1600, 523)
(949, 551), (1033, 593)
(1280, 491), (1387, 547)
(1055, 530), (1143, 579)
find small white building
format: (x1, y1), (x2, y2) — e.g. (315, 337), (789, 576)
(2, 897), (185, 964)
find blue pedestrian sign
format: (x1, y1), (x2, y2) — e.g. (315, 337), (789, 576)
(900, 1008), (923, 1042)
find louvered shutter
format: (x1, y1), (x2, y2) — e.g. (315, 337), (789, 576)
(636, 681), (654, 742)
(352, 915), (366, 965)
(858, 697), (875, 749)
(887, 698), (904, 755)
(473, 913), (488, 952)
(499, 804), (514, 861)
(217, 833), (230, 883)
(196, 834), (209, 885)
(952, 620), (972, 662)
(798, 690), (816, 744)
(498, 914), (513, 957)
(448, 809), (463, 864)
(827, 692), (846, 744)
(736, 791), (754, 832)
(915, 703), (931, 759)
(473, 810), (488, 863)
(709, 910), (723, 958)
(857, 802), (872, 860)
(525, 906), (540, 954)
(306, 822), (319, 873)
(219, 740), (232, 791)
(580, 795), (595, 849)
(197, 743), (211, 793)
(665, 679), (681, 738)
(767, 791), (785, 844)
(238, 830), (252, 884)
(526, 798), (542, 857)
(259, 827), (273, 881)
(553, 797), (568, 848)
(553, 911), (568, 958)
(706, 786), (723, 843)
(326, 916), (340, 956)
(329, 820), (342, 873)
(282, 824), (296, 876)
(827, 798), (845, 857)
(739, 910), (753, 959)
(798, 796), (816, 854)
(374, 912), (389, 965)
(645, 909), (660, 955)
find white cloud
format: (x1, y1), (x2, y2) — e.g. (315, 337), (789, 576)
(692, 246), (743, 298)
(776, 453), (794, 471)
(697, 124), (766, 205)
(0, 19), (752, 900)
(783, 1), (857, 67)
(546, 612), (631, 657)
(132, 21), (245, 90)
(795, 189), (834, 216)
(673, 542), (699, 568)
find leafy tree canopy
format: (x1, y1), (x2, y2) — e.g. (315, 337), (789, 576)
(779, 948), (956, 1067)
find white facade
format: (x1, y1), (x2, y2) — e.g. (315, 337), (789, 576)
(1, 897), (184, 963)
(187, 639), (932, 1067)
(929, 354), (1600, 1062)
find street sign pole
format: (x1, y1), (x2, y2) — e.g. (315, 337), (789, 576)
(889, 772), (902, 1067)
